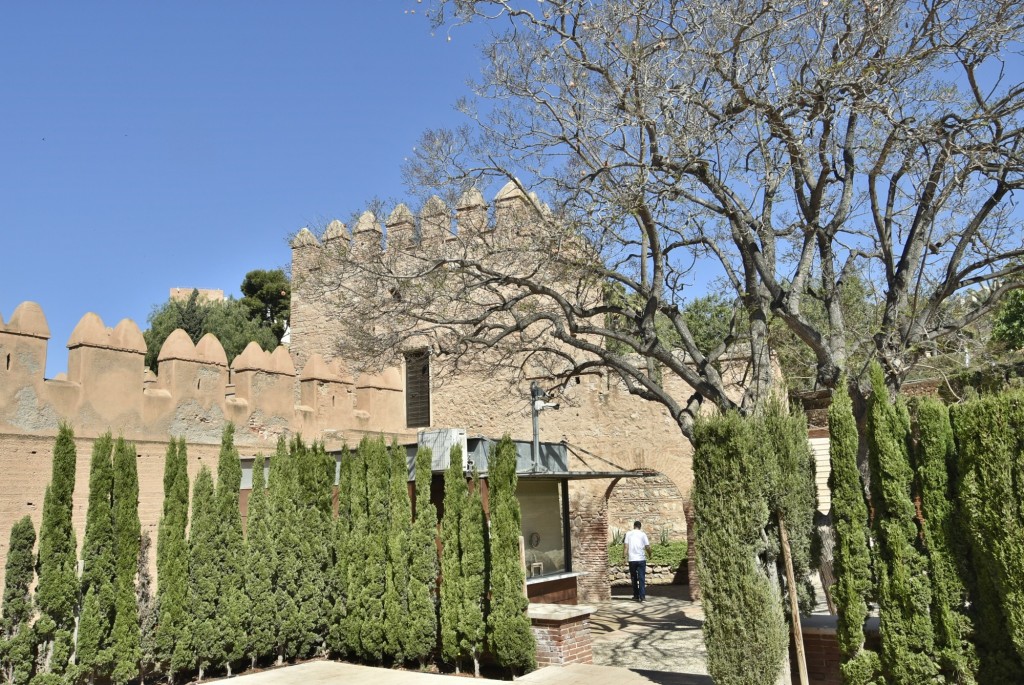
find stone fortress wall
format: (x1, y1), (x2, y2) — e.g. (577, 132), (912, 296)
(0, 183), (740, 600)
(0, 301), (412, 590)
(288, 182), (754, 600)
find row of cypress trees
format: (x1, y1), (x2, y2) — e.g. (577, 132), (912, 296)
(0, 425), (149, 685)
(692, 398), (818, 685)
(828, 363), (1024, 683)
(2, 426), (536, 685)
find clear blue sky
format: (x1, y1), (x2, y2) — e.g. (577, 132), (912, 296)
(1, 2), (487, 377)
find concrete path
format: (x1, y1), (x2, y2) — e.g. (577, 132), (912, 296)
(222, 660), (494, 684)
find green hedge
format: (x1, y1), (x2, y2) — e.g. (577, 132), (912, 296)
(608, 540), (687, 569)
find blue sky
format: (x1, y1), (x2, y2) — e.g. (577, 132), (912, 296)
(1, 2), (487, 377)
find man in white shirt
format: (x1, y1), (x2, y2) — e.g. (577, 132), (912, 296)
(623, 520), (652, 602)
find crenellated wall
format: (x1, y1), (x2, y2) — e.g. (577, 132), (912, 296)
(287, 183), (757, 602)
(0, 301), (411, 587)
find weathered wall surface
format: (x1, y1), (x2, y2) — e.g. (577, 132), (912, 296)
(0, 301), (412, 588)
(287, 188), (756, 602)
(608, 473), (687, 542)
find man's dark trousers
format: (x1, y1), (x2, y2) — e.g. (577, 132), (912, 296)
(629, 560), (647, 601)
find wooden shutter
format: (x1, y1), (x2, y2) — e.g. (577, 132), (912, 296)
(405, 350), (431, 428)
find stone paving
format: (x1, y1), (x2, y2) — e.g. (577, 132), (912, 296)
(225, 584), (712, 685)
(586, 584), (711, 684)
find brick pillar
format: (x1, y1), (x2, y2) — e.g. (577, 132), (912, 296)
(685, 499), (700, 600)
(529, 605), (595, 667)
(570, 494), (611, 602)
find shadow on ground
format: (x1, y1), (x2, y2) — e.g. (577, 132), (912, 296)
(589, 585), (710, 683)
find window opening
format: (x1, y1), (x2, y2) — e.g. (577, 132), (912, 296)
(405, 349), (431, 428)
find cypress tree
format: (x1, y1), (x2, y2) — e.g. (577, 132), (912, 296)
(245, 454), (276, 668)
(459, 471), (487, 678)
(77, 434), (115, 683)
(827, 378), (881, 684)
(328, 443), (353, 657)
(137, 532), (158, 684)
(75, 588), (103, 685)
(950, 391), (1024, 680)
(269, 437), (300, 662)
(340, 438), (370, 657)
(292, 438), (334, 658)
(693, 413), (786, 685)
(110, 437), (141, 685)
(214, 425), (248, 676)
(486, 435), (536, 675)
(35, 423), (78, 678)
(354, 437), (388, 662)
(440, 446), (467, 669)
(383, 440), (411, 662)
(1, 516), (36, 685)
(912, 397), (977, 683)
(156, 438), (190, 681)
(405, 446), (438, 668)
(865, 363), (937, 684)
(188, 467), (220, 680)
(756, 398), (818, 613)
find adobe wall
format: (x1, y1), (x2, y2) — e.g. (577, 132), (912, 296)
(0, 301), (413, 588)
(287, 186), (754, 602)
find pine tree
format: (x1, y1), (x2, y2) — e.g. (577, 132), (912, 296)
(440, 446), (467, 669)
(911, 397), (978, 683)
(405, 446), (438, 668)
(693, 413), (787, 685)
(110, 437), (141, 685)
(1, 516), (36, 685)
(77, 434), (115, 683)
(865, 363), (937, 684)
(383, 441), (411, 662)
(950, 391), (1024, 681)
(486, 435), (536, 675)
(245, 454), (276, 668)
(215, 424), (248, 676)
(34, 423), (78, 678)
(459, 471), (487, 678)
(156, 438), (191, 681)
(827, 378), (881, 685)
(188, 467), (220, 680)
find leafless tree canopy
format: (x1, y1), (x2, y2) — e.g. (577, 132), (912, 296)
(307, 0), (1024, 439)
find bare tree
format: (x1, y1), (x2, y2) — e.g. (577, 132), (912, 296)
(303, 0), (1024, 439)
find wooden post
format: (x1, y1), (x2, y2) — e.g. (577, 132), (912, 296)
(779, 512), (809, 685)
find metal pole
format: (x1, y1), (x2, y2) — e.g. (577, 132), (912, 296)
(531, 382), (541, 473)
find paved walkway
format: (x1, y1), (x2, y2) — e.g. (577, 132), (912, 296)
(586, 585), (711, 684)
(223, 584), (711, 685)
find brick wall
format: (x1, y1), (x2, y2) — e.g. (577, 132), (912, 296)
(569, 490), (610, 602)
(529, 605), (594, 667)
(0, 431), (224, 589)
(789, 615), (880, 685)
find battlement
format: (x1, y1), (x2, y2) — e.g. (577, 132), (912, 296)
(0, 302), (411, 448)
(289, 182), (546, 262)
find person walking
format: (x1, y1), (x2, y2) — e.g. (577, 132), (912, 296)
(623, 520), (652, 602)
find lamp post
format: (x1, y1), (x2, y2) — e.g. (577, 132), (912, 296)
(530, 381), (559, 472)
